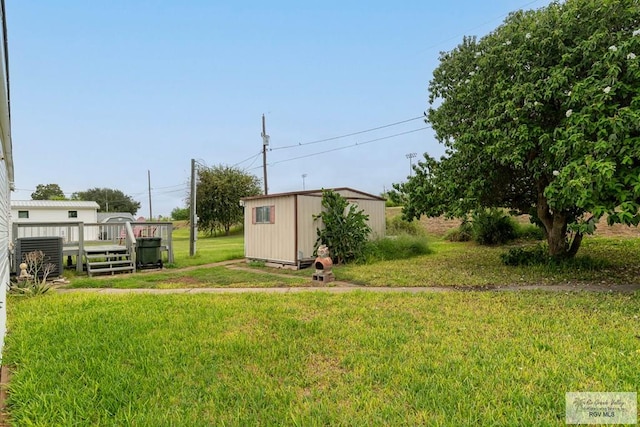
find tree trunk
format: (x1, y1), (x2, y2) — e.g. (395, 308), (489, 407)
(536, 183), (582, 259)
(546, 216), (569, 259)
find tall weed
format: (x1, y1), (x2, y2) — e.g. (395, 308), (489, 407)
(363, 236), (431, 263)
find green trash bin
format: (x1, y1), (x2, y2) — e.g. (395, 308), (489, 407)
(136, 237), (162, 269)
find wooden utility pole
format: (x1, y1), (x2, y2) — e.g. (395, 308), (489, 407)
(261, 114), (269, 195)
(147, 169), (153, 220)
(189, 159), (197, 256)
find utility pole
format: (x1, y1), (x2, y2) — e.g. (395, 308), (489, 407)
(261, 114), (269, 195)
(302, 173), (307, 190)
(406, 152), (417, 176)
(189, 159), (197, 256)
(147, 169), (153, 220)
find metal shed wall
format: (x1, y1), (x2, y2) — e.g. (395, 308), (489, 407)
(243, 194), (297, 264)
(243, 188), (386, 266)
(296, 194), (323, 262)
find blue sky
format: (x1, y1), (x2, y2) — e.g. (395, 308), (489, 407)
(7, 0), (552, 217)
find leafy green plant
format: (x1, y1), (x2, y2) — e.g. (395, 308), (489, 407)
(472, 209), (517, 245)
(314, 189), (371, 264)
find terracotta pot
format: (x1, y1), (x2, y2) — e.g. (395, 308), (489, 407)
(314, 256), (333, 271)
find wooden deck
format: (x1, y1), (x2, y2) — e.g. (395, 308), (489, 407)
(13, 221), (174, 275)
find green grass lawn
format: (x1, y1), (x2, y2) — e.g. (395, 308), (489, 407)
(335, 237), (640, 287)
(67, 226), (640, 289)
(169, 225), (244, 268)
(5, 291), (639, 426)
(67, 265), (308, 289)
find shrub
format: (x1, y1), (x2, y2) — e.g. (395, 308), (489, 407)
(516, 223), (545, 240)
(386, 216), (424, 237)
(171, 207), (190, 221)
(315, 190), (371, 264)
(472, 209), (518, 245)
(444, 219), (473, 242)
(363, 235), (431, 263)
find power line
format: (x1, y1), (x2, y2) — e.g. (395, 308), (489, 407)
(249, 126), (429, 169)
(269, 116), (424, 151)
(232, 151), (263, 168)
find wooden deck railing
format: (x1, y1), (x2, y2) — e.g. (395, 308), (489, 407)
(12, 221), (174, 273)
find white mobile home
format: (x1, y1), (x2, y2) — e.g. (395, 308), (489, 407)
(241, 188), (385, 268)
(0, 2), (13, 359)
(11, 200), (100, 241)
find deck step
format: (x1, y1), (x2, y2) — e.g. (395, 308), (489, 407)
(87, 266), (135, 275)
(87, 260), (134, 268)
(85, 254), (129, 260)
(85, 247), (135, 277)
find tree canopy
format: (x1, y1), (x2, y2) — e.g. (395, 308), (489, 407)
(195, 165), (261, 236)
(170, 207), (189, 221)
(31, 183), (65, 200)
(395, 0), (640, 258)
(72, 188), (141, 215)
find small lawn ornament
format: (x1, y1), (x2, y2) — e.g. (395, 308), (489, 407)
(18, 262), (31, 281)
(312, 244), (335, 284)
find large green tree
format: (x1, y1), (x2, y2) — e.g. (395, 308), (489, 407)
(396, 0), (640, 259)
(195, 165), (261, 236)
(31, 183), (65, 200)
(72, 188), (141, 215)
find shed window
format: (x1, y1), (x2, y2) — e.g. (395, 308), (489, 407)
(18, 210), (29, 219)
(68, 210), (78, 218)
(253, 205), (275, 224)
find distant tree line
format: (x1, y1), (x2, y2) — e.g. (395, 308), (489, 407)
(31, 183), (141, 215)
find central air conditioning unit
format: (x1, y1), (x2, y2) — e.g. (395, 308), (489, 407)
(15, 237), (64, 278)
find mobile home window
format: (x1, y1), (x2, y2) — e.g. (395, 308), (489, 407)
(68, 210), (78, 218)
(18, 210), (29, 219)
(253, 205), (275, 224)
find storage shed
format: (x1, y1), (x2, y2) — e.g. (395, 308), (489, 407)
(241, 188), (386, 268)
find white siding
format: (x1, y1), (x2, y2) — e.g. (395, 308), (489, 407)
(0, 4), (10, 360)
(10, 205), (97, 223)
(244, 195), (297, 264)
(0, 153), (7, 358)
(11, 203), (100, 241)
(296, 195), (323, 260)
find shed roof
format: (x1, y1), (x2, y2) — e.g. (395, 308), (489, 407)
(241, 187), (385, 202)
(11, 200), (100, 209)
